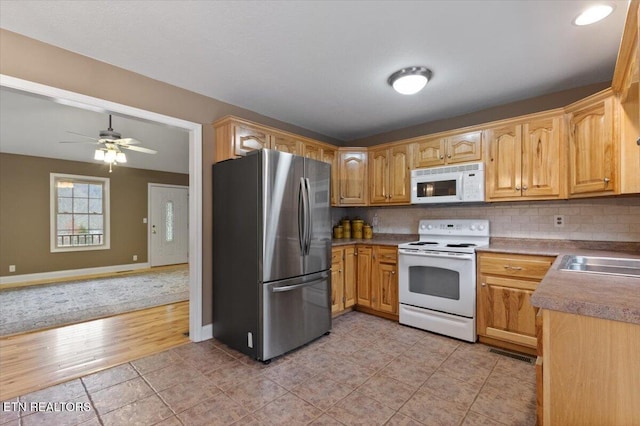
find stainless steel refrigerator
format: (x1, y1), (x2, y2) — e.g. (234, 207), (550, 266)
(212, 149), (332, 361)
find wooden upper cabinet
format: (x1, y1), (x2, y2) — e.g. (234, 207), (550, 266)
(338, 149), (368, 205)
(412, 137), (446, 168)
(447, 131), (483, 164)
(522, 116), (563, 198)
(302, 142), (322, 161)
(322, 148), (339, 206)
(369, 144), (410, 205)
(486, 112), (564, 201)
(271, 133), (301, 156)
(388, 145), (411, 203)
(567, 93), (616, 196)
(369, 148), (388, 204)
(412, 131), (482, 168)
(231, 122), (272, 157)
(486, 124), (523, 199)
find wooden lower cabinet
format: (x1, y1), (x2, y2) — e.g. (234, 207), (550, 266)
(477, 252), (555, 355)
(355, 245), (398, 320)
(331, 246), (356, 315)
(542, 309), (640, 425)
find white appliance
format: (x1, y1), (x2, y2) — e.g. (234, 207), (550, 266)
(411, 162), (484, 204)
(398, 219), (489, 342)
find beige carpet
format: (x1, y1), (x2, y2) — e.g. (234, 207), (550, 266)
(0, 266), (189, 336)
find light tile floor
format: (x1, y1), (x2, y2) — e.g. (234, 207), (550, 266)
(0, 311), (536, 426)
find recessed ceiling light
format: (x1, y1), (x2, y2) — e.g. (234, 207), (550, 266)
(388, 66), (432, 95)
(573, 3), (615, 26)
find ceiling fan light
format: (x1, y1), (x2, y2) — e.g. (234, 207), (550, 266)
(104, 149), (117, 163)
(116, 152), (127, 163)
(573, 4), (614, 26)
(94, 149), (105, 161)
(388, 66), (432, 95)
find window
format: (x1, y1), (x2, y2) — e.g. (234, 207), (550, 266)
(50, 173), (110, 252)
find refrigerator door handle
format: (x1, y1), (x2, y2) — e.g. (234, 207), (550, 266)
(304, 177), (312, 255)
(298, 177), (306, 254)
(271, 276), (325, 293)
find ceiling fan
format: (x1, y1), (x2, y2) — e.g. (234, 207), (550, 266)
(60, 114), (157, 172)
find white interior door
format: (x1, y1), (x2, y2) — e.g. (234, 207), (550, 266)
(149, 184), (188, 267)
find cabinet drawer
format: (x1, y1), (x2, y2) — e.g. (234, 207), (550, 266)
(331, 248), (343, 264)
(376, 247), (397, 263)
(479, 253), (554, 280)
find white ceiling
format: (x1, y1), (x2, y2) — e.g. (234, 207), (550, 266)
(0, 88), (190, 174)
(0, 0), (629, 142)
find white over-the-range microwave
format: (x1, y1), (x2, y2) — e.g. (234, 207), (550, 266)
(411, 162), (485, 204)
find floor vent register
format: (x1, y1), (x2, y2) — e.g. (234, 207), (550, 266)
(489, 348), (536, 364)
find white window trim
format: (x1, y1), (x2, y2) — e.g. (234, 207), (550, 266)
(50, 172), (111, 253)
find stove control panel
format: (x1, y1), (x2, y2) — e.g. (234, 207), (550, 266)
(418, 219), (490, 237)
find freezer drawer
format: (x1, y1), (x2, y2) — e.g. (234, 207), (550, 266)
(261, 270), (331, 361)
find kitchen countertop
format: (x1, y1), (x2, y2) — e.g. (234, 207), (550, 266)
(331, 233), (417, 247)
(479, 238), (640, 325)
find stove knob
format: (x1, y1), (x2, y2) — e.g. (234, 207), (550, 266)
(469, 225), (476, 231)
(478, 225), (486, 231)
(420, 224), (426, 230)
(426, 224), (433, 230)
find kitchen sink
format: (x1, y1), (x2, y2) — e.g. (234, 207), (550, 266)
(559, 255), (640, 278)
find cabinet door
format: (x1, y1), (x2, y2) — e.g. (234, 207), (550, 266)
(322, 149), (339, 206)
(477, 275), (538, 348)
(369, 148), (389, 204)
(272, 133), (301, 155)
(412, 137), (446, 168)
(446, 131), (482, 164)
(486, 124), (523, 199)
(331, 253), (344, 314)
(338, 151), (367, 205)
(568, 96), (616, 195)
(522, 115), (563, 198)
(232, 123), (272, 157)
(302, 142), (322, 161)
(355, 246), (373, 307)
(388, 145), (411, 203)
(373, 247), (398, 314)
(343, 246), (356, 309)
(375, 261), (398, 314)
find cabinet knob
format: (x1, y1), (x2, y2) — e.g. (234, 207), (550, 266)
(604, 177), (610, 184)
(391, 271), (396, 275)
(523, 185), (528, 191)
(447, 154), (451, 158)
(339, 270), (342, 273)
(504, 265), (523, 271)
(439, 155), (444, 160)
(481, 282), (486, 287)
(515, 185), (521, 191)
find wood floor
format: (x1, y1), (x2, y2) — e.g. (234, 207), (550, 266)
(0, 301), (190, 401)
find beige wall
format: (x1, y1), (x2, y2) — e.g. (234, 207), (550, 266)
(0, 153), (188, 276)
(0, 29), (340, 326)
(350, 82), (610, 146)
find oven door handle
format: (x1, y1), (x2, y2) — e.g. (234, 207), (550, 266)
(398, 250), (474, 261)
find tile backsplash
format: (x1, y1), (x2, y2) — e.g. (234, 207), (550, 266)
(333, 195), (640, 242)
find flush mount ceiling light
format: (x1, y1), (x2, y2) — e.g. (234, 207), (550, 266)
(573, 3), (615, 26)
(388, 66), (432, 95)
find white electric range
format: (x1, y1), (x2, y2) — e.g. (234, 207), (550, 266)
(398, 219), (490, 342)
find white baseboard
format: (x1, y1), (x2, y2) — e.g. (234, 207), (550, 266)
(0, 263), (151, 286)
(197, 324), (213, 342)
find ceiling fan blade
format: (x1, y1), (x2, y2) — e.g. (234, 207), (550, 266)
(66, 131), (99, 141)
(122, 145), (157, 154)
(59, 140), (99, 145)
(115, 138), (141, 145)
